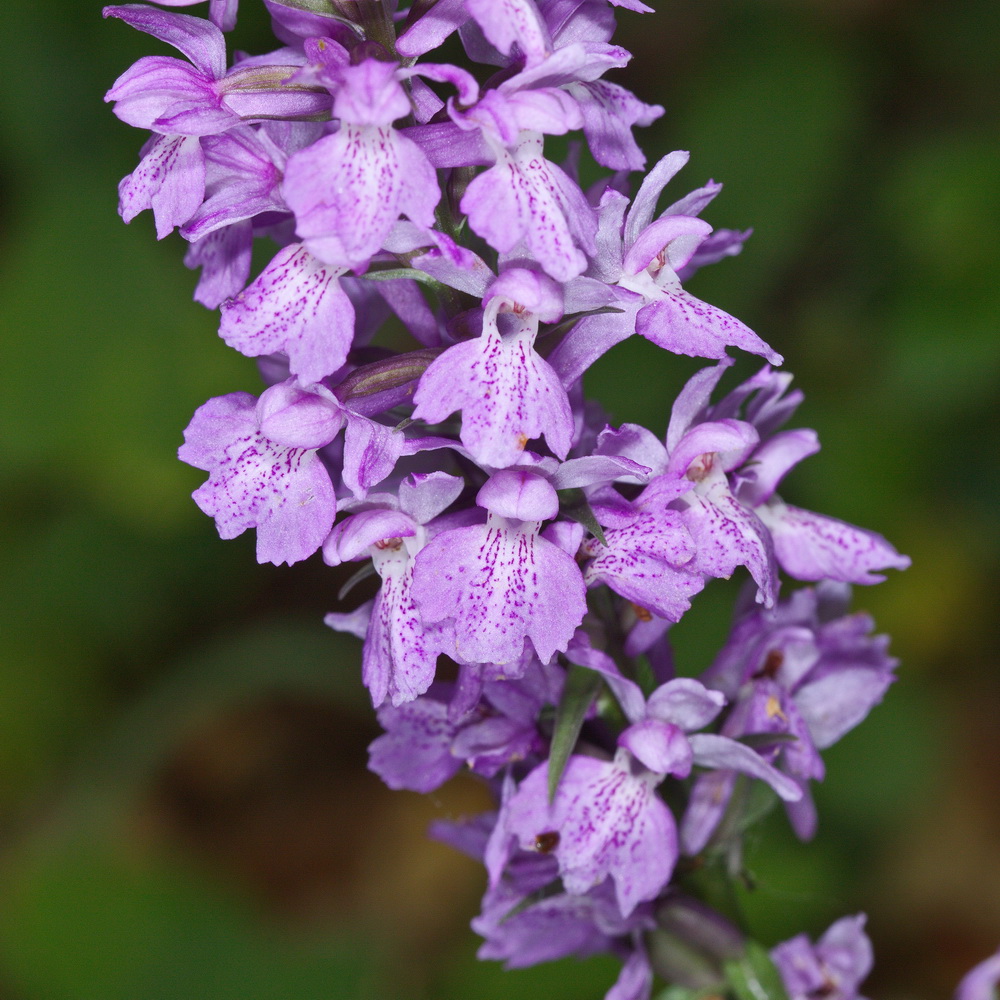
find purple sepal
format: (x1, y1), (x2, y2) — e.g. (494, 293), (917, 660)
(688, 733), (803, 802)
(184, 219), (252, 307)
(759, 501), (912, 585)
(605, 946), (654, 1000)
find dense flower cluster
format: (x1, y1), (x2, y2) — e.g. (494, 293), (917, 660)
(101, 1), (971, 997)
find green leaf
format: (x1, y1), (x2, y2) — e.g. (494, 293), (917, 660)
(547, 665), (603, 803)
(737, 732), (799, 750)
(557, 488), (607, 547)
(724, 940), (791, 1000)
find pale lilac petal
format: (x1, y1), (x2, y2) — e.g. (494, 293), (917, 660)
(477, 469), (559, 522)
(605, 947), (653, 1000)
(548, 454), (652, 489)
(666, 419), (760, 479)
(665, 358), (735, 453)
(565, 631), (645, 723)
(398, 472), (465, 525)
(737, 429), (820, 507)
(636, 289), (781, 365)
(688, 733), (802, 802)
(368, 697), (461, 791)
(118, 134), (205, 238)
(184, 220), (252, 307)
(593, 424), (667, 478)
(646, 678), (726, 732)
(412, 518), (587, 665)
(322, 509), (417, 565)
(622, 216), (712, 278)
(105, 55), (224, 133)
(323, 599), (372, 641)
(219, 244), (353, 383)
(256, 380), (343, 449)
(623, 150), (690, 247)
(759, 501), (911, 585)
(396, 0), (467, 57)
(679, 770), (736, 854)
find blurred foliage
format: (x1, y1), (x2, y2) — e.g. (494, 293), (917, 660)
(1, 0), (998, 998)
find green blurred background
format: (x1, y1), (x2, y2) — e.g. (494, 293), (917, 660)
(1, 0), (998, 997)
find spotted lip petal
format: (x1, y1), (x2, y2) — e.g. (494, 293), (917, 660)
(219, 244), (354, 384)
(412, 511), (586, 666)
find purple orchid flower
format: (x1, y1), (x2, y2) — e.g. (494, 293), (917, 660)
(411, 468), (588, 665)
(771, 914), (873, 1000)
(178, 378), (341, 565)
(670, 361), (912, 586)
(486, 637), (800, 918)
(323, 472), (464, 707)
(412, 268), (574, 467)
(548, 151), (776, 384)
(682, 581), (898, 848)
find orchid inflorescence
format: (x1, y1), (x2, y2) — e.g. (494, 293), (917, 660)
(103, 1), (997, 997)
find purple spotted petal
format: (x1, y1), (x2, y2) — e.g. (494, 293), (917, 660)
(219, 244), (353, 383)
(759, 501), (911, 584)
(635, 289), (781, 365)
(582, 509), (703, 622)
(342, 415), (404, 498)
(368, 696), (462, 791)
(466, 0), (552, 66)
(179, 390), (336, 565)
(184, 219), (252, 307)
(412, 516), (586, 665)
(568, 78), (662, 171)
(461, 133), (596, 282)
(118, 133), (205, 238)
(283, 126), (440, 270)
(646, 678), (726, 732)
(412, 327), (573, 468)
